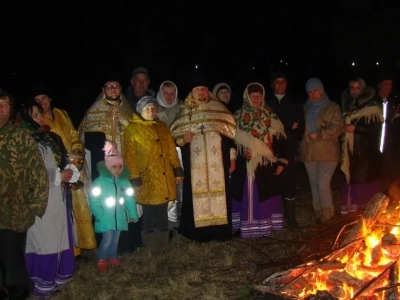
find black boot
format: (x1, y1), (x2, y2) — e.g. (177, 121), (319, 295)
(284, 198), (298, 228)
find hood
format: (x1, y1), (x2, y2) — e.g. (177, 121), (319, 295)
(96, 160), (130, 180)
(212, 82), (231, 98)
(341, 86), (376, 110)
(156, 81), (178, 108)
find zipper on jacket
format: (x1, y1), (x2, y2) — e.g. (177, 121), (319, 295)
(113, 177), (118, 230)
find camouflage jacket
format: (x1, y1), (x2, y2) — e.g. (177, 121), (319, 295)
(0, 121), (49, 232)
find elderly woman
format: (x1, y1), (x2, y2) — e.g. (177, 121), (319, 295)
(16, 102), (75, 297)
(230, 83), (287, 237)
(300, 78), (342, 223)
(123, 96), (184, 252)
(340, 78), (383, 214)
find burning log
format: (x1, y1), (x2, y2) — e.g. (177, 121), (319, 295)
(327, 271), (364, 290)
(262, 264), (313, 287)
(315, 261), (346, 271)
(304, 290), (339, 299)
(340, 193), (389, 247)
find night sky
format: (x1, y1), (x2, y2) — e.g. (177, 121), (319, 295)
(1, 0), (400, 125)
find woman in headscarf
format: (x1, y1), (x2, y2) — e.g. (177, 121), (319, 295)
(230, 83), (287, 238)
(340, 78), (383, 213)
(15, 102), (75, 298)
(300, 78), (342, 223)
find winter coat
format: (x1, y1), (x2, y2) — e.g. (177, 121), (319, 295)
(0, 121), (48, 232)
(123, 114), (184, 205)
(300, 101), (342, 162)
(375, 92), (400, 180)
(265, 92), (305, 160)
(341, 87), (383, 183)
(89, 161), (138, 233)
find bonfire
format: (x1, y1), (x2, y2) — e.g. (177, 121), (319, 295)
(259, 193), (400, 300)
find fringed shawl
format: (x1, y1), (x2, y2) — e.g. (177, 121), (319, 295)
(234, 83), (286, 183)
(340, 102), (384, 183)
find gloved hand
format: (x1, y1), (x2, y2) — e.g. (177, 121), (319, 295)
(129, 218), (138, 223)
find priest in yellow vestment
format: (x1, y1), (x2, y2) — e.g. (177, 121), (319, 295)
(78, 74), (138, 254)
(170, 77), (237, 242)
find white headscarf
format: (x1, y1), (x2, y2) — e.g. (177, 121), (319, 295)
(156, 81), (178, 108)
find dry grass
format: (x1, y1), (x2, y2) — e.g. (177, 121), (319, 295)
(40, 165), (353, 300)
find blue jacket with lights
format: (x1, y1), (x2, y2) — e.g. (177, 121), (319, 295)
(89, 161), (138, 233)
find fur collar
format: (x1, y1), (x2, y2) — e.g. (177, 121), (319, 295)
(341, 86), (376, 111)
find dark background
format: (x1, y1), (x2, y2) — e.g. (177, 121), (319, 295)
(1, 0), (400, 126)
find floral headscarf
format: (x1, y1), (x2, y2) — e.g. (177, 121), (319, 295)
(235, 83), (285, 161)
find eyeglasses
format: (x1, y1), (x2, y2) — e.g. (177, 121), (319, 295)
(104, 84), (121, 90)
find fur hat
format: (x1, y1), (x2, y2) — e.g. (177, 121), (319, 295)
(136, 96), (158, 114)
(103, 140), (123, 169)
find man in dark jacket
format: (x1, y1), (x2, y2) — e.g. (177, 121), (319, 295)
(124, 67), (156, 112)
(265, 71), (305, 228)
(375, 71), (400, 207)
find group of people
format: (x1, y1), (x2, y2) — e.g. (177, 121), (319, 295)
(0, 66), (399, 299)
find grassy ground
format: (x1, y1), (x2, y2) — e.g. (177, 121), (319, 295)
(29, 164), (352, 300)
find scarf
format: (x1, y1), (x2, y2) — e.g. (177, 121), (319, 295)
(234, 83), (285, 182)
(156, 81), (179, 108)
(340, 101), (383, 183)
(305, 94), (329, 133)
(15, 112), (68, 169)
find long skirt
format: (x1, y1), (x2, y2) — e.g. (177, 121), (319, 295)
(25, 209), (75, 298)
(340, 180), (381, 215)
(232, 176), (283, 238)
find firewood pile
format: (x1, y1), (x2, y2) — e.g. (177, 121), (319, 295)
(258, 193), (400, 300)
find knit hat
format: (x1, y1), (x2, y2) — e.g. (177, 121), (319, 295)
(136, 96), (158, 114)
(305, 78), (324, 92)
(247, 83), (264, 95)
(270, 71), (288, 84)
(31, 84), (52, 98)
(103, 140), (123, 169)
(131, 67), (149, 79)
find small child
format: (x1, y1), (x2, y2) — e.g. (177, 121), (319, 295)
(89, 140), (138, 272)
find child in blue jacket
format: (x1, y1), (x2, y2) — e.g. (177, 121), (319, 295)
(89, 140), (138, 272)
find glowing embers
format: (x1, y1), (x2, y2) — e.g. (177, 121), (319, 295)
(262, 193), (400, 299)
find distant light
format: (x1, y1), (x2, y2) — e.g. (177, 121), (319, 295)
(280, 60), (283, 62)
(13, 72), (16, 75)
(195, 65), (198, 69)
(286, 63), (289, 65)
(252, 67), (255, 70)
(376, 62), (379, 65)
(351, 62), (355, 66)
